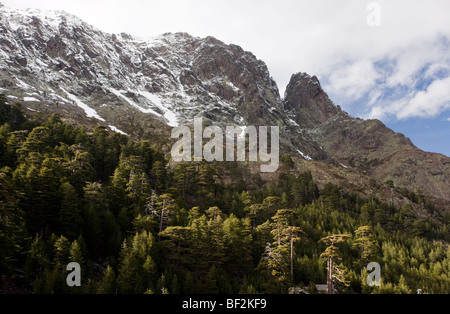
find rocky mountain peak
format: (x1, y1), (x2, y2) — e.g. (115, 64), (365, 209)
(283, 72), (341, 130)
(286, 72), (321, 97)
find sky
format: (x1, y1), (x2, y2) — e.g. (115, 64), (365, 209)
(2, 0), (450, 157)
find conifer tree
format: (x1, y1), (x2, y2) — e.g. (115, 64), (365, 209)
(269, 209), (306, 283)
(151, 193), (176, 241)
(54, 235), (71, 268)
(0, 94), (12, 125)
(319, 234), (351, 294)
(58, 182), (82, 240)
(223, 214), (252, 276)
(97, 265), (116, 294)
(0, 171), (28, 272)
(151, 160), (167, 192)
(353, 226), (378, 272)
(117, 231), (157, 293)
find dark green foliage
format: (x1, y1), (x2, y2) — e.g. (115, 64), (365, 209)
(0, 102), (448, 294)
(0, 94), (26, 130)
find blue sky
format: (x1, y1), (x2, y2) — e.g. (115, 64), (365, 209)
(3, 0), (450, 157)
(384, 115), (450, 156)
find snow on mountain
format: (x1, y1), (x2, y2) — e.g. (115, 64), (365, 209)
(60, 87), (105, 121)
(0, 4), (325, 161)
(0, 5), (268, 130)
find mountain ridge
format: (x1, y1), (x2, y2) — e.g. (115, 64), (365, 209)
(0, 4), (449, 208)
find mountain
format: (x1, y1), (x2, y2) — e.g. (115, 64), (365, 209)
(284, 73), (450, 204)
(0, 4), (449, 210)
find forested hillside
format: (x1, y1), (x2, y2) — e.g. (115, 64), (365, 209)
(0, 95), (449, 294)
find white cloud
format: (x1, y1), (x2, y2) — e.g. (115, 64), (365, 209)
(325, 60), (381, 99)
(383, 38), (450, 88)
(368, 76), (450, 120)
(400, 77), (450, 119)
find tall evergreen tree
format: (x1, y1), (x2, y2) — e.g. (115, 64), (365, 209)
(353, 226), (379, 272)
(319, 234), (351, 294)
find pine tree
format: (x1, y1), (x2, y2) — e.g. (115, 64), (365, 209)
(157, 273), (169, 294)
(152, 193), (176, 241)
(223, 214), (253, 276)
(97, 265), (116, 294)
(353, 226), (379, 272)
(69, 240), (84, 269)
(0, 96), (26, 129)
(0, 94), (12, 125)
(171, 273), (180, 294)
(269, 209), (306, 284)
(159, 225), (191, 267)
(258, 242), (285, 293)
(189, 215), (211, 273)
(117, 231), (157, 293)
(319, 234), (351, 294)
(58, 182), (82, 240)
(151, 160), (167, 192)
(207, 208), (226, 267)
(6, 130), (28, 167)
(0, 124), (11, 166)
(18, 126), (51, 160)
(0, 171), (28, 272)
(65, 144), (95, 194)
(26, 234), (50, 278)
(172, 163), (197, 201)
(54, 235), (71, 268)
(100, 210), (122, 257)
(82, 205), (101, 257)
(246, 203), (264, 228)
(68, 239), (85, 293)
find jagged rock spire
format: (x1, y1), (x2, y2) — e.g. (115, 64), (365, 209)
(283, 72), (341, 130)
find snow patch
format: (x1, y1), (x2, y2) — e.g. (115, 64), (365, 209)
(138, 91), (179, 127)
(15, 78), (34, 91)
(61, 87), (105, 121)
(109, 88), (160, 116)
(163, 110), (178, 127)
(288, 117), (300, 127)
(225, 80), (240, 92)
(109, 125), (127, 135)
(50, 93), (69, 102)
(23, 96), (39, 102)
(297, 150), (313, 161)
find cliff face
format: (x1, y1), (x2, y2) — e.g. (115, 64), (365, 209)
(282, 71), (450, 201)
(0, 5), (327, 158)
(0, 4), (449, 206)
(305, 104), (450, 202)
(283, 72), (341, 129)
